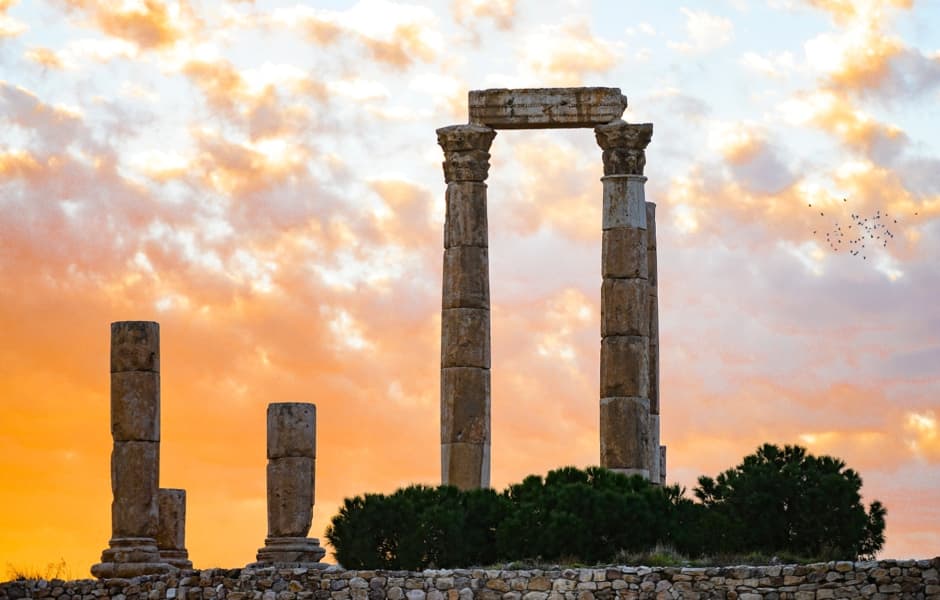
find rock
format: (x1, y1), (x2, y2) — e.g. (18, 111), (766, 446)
(468, 88), (627, 129)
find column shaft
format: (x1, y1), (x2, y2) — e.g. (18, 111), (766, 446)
(437, 124), (496, 490)
(596, 121), (654, 479)
(647, 201), (661, 485)
(157, 488), (192, 569)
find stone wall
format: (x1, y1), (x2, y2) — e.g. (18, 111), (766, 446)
(3, 560), (938, 600)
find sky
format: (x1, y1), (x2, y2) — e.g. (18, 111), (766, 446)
(1, 0), (939, 576)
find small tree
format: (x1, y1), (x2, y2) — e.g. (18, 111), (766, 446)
(694, 443), (886, 559)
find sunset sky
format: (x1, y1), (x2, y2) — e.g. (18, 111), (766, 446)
(1, 0), (939, 575)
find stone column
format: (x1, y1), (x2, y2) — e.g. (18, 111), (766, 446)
(647, 201), (662, 485)
(92, 321), (175, 578)
(251, 403), (326, 567)
(595, 121), (654, 479)
(157, 489), (192, 569)
(437, 124), (496, 490)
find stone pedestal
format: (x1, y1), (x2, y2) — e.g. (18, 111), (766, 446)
(92, 321), (176, 578)
(596, 121), (654, 479)
(250, 403), (326, 568)
(157, 489), (192, 569)
(437, 124), (496, 490)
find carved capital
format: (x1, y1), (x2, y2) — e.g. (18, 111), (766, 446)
(437, 124), (497, 183)
(595, 120), (653, 176)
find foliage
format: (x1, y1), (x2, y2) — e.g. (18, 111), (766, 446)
(4, 558), (70, 582)
(693, 444), (886, 559)
(327, 445), (886, 569)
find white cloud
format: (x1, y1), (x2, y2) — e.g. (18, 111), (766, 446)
(668, 7), (734, 55)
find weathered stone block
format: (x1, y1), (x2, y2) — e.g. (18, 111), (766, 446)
(647, 249), (658, 291)
(441, 442), (490, 490)
(602, 228), (648, 280)
(437, 125), (496, 183)
(648, 339), (659, 415)
(659, 446), (667, 486)
(112, 441), (160, 539)
(253, 537), (327, 567)
(602, 176), (647, 230)
(157, 489), (186, 552)
(649, 415), (661, 485)
(111, 321), (160, 373)
(601, 279), (648, 337)
(267, 457), (314, 538)
(599, 397), (651, 475)
(441, 367), (490, 444)
(600, 336), (649, 398)
(442, 247), (489, 309)
(646, 202), (657, 251)
(444, 183), (488, 248)
(267, 403), (316, 460)
(595, 121), (653, 176)
(441, 308), (490, 368)
(469, 88), (627, 129)
(111, 371), (160, 442)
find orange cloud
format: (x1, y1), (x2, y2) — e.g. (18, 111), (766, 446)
(56, 0), (189, 50)
(24, 47), (65, 69)
(452, 0), (517, 31)
(518, 19), (619, 85)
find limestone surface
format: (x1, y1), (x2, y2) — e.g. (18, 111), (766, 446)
(469, 87), (627, 129)
(440, 308), (490, 369)
(267, 457), (315, 538)
(601, 279), (649, 337)
(444, 183), (489, 248)
(441, 441), (490, 490)
(600, 336), (650, 399)
(110, 321), (160, 373)
(602, 228), (648, 279)
(111, 440), (160, 539)
(267, 403), (317, 460)
(442, 246), (490, 309)
(110, 371), (160, 442)
(440, 367), (490, 444)
(157, 488), (192, 569)
(600, 396), (651, 475)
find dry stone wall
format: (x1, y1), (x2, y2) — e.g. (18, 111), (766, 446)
(4, 560), (938, 600)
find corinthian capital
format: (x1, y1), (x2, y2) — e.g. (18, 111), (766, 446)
(436, 124), (497, 183)
(595, 120), (653, 176)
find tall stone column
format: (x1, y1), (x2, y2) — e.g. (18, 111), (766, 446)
(157, 488), (193, 569)
(595, 121), (654, 479)
(437, 124), (496, 490)
(92, 321), (175, 578)
(646, 201), (662, 485)
(250, 403), (326, 567)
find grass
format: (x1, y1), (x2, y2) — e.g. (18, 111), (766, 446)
(4, 558), (71, 582)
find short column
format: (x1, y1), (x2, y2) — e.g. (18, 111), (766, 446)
(437, 123), (496, 490)
(647, 201), (662, 485)
(157, 489), (193, 569)
(250, 403), (326, 567)
(92, 321), (175, 578)
(595, 120), (654, 479)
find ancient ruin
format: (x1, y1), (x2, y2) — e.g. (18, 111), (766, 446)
(250, 402), (326, 567)
(438, 88), (665, 488)
(157, 488), (192, 569)
(92, 321), (177, 578)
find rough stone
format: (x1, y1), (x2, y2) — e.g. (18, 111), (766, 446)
(441, 442), (489, 490)
(440, 308), (490, 369)
(599, 397), (651, 474)
(111, 372), (160, 443)
(601, 228), (648, 280)
(442, 247), (489, 309)
(252, 538), (326, 567)
(595, 121), (653, 177)
(440, 367), (490, 444)
(600, 336), (650, 399)
(157, 489), (192, 569)
(111, 441), (160, 539)
(469, 88), (627, 129)
(111, 321), (160, 373)
(444, 184), (488, 249)
(267, 457), (314, 538)
(437, 125), (496, 183)
(649, 415), (661, 486)
(601, 176), (648, 231)
(267, 404), (316, 460)
(601, 279), (649, 337)
(659, 445), (667, 485)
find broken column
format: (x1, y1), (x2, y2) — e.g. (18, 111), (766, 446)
(647, 201), (662, 485)
(92, 321), (176, 578)
(596, 121), (654, 479)
(437, 123), (496, 490)
(251, 402), (326, 567)
(157, 488), (192, 569)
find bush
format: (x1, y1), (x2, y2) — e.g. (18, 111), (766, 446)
(694, 444), (886, 559)
(327, 446), (886, 568)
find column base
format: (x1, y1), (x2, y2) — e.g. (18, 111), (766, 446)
(159, 549), (193, 569)
(248, 537), (328, 568)
(91, 537), (178, 578)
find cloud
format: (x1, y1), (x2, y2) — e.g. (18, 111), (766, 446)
(24, 47), (65, 69)
(54, 0), (193, 50)
(517, 19), (619, 86)
(668, 7), (734, 55)
(451, 0), (517, 31)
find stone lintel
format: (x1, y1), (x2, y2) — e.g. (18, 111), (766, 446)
(469, 87), (627, 129)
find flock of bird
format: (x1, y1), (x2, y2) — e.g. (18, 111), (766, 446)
(811, 198), (918, 261)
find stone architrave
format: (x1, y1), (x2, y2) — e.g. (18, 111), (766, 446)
(92, 321), (176, 578)
(596, 120), (654, 479)
(469, 88), (628, 129)
(250, 403), (326, 568)
(157, 488), (193, 569)
(646, 201), (662, 485)
(437, 124), (496, 491)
